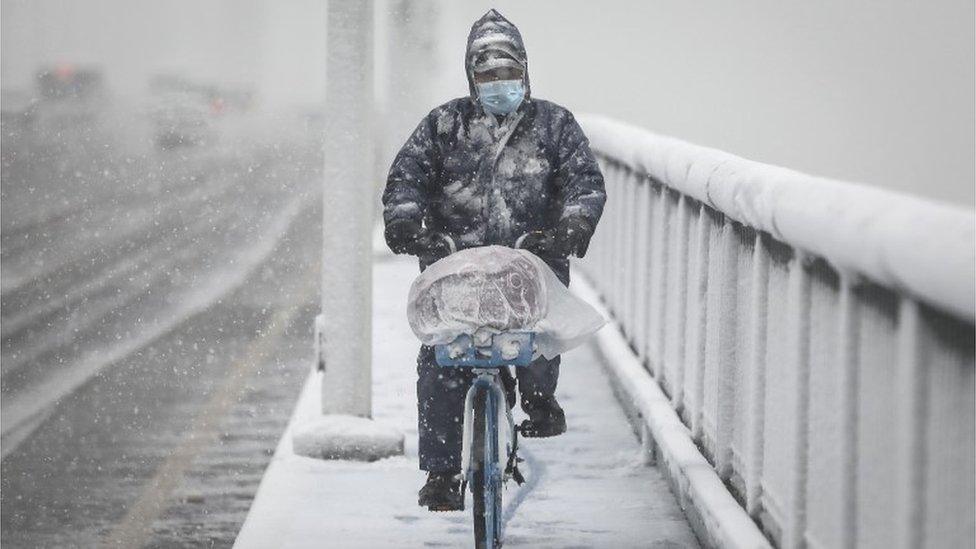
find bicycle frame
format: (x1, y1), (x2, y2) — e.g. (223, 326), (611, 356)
(435, 332), (534, 549)
(459, 371), (516, 487)
(438, 332), (533, 482)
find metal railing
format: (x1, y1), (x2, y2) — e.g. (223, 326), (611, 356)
(578, 114), (975, 549)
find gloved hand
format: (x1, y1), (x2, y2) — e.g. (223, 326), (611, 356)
(417, 231), (454, 263)
(385, 219), (454, 261)
(554, 216), (594, 257)
(385, 219), (425, 255)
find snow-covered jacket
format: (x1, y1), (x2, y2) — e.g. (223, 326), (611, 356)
(382, 9), (606, 281)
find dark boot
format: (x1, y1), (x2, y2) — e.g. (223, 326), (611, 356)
(418, 471), (464, 511)
(519, 396), (567, 438)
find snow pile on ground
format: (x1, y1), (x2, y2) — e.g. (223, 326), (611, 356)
(292, 414), (403, 461)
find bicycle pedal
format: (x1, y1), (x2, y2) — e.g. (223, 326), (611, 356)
(511, 467), (525, 485)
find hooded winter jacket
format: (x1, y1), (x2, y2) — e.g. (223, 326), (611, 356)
(382, 9), (606, 281)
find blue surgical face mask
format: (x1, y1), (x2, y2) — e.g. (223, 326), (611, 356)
(475, 79), (525, 116)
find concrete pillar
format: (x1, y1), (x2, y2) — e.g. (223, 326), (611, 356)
(319, 0), (374, 418)
(295, 0), (402, 462)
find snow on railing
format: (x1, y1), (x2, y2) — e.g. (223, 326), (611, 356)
(577, 114), (975, 549)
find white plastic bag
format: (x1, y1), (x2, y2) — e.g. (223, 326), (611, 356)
(407, 245), (606, 359)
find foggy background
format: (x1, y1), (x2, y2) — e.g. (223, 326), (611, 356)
(3, 0), (973, 205)
(2, 1), (973, 546)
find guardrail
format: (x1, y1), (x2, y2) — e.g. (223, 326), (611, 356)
(577, 114), (975, 549)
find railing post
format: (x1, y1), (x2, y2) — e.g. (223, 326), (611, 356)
(836, 274), (861, 549)
(608, 167), (621, 314)
(713, 217), (739, 479)
(601, 164), (615, 302)
(625, 172), (640, 344)
(894, 299), (927, 549)
(746, 232), (770, 516)
(648, 185), (670, 378)
(688, 204), (710, 438)
(634, 179), (652, 364)
(621, 170), (636, 338)
(615, 168), (628, 320)
(785, 252), (813, 549)
(668, 194), (691, 409)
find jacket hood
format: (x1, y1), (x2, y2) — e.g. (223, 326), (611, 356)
(465, 9), (530, 101)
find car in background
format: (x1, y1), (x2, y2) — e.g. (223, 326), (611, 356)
(36, 65), (105, 102)
(28, 65), (107, 134)
(148, 75), (217, 150)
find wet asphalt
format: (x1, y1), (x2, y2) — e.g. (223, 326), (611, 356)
(1, 109), (324, 547)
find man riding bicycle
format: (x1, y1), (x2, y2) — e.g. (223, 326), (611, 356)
(382, 9), (606, 511)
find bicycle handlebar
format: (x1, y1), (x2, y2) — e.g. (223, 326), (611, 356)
(513, 232), (535, 250)
(433, 232), (457, 255)
(432, 232), (535, 254)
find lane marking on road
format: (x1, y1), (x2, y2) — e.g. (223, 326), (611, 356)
(102, 266), (317, 549)
(2, 194), (243, 342)
(1, 159), (241, 297)
(0, 193), (314, 459)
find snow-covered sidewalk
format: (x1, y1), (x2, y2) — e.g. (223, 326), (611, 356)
(234, 255), (699, 548)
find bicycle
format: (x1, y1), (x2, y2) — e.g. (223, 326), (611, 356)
(434, 331), (534, 549)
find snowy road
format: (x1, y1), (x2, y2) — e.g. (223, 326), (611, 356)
(235, 255), (699, 548)
(1, 111), (324, 546)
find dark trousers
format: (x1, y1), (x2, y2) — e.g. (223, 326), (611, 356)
(416, 345), (560, 472)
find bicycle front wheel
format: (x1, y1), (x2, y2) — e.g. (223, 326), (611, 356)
(471, 388), (502, 549)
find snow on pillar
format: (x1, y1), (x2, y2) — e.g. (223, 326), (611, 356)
(294, 0), (403, 462)
(320, 0), (373, 419)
